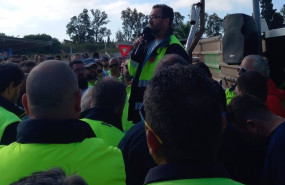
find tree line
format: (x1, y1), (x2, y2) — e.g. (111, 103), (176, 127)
(1, 1), (284, 55)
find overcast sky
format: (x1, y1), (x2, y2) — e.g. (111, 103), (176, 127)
(0, 0), (283, 42)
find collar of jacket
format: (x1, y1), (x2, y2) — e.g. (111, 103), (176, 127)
(84, 107), (123, 131)
(144, 162), (230, 184)
(17, 119), (96, 144)
(147, 34), (172, 59)
(0, 96), (25, 118)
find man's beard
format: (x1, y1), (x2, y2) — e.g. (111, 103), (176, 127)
(86, 73), (97, 81)
(78, 77), (88, 90)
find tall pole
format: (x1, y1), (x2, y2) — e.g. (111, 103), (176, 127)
(252, 0), (262, 55)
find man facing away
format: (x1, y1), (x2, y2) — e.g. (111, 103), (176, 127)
(143, 64), (242, 185)
(128, 4), (190, 123)
(0, 61), (126, 185)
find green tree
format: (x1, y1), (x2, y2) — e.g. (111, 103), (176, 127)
(23, 34), (61, 54)
(115, 30), (126, 42)
(66, 9), (94, 43)
(261, 0), (284, 29)
(173, 12), (185, 31)
(205, 13), (223, 37)
(90, 9), (111, 43)
(281, 4), (285, 18)
(174, 22), (191, 39)
(121, 7), (148, 41)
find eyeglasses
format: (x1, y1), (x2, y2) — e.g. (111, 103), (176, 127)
(148, 15), (165, 20)
(139, 105), (163, 144)
(73, 68), (85, 73)
(86, 65), (97, 70)
(237, 67), (247, 73)
(109, 63), (119, 68)
(96, 69), (102, 73)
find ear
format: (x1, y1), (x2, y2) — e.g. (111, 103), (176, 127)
(146, 129), (161, 159)
(22, 94), (29, 116)
(163, 18), (170, 27)
(245, 119), (257, 133)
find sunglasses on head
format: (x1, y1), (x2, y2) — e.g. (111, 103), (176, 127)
(109, 63), (119, 68)
(237, 67), (247, 73)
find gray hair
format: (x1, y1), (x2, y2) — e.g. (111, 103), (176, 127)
(244, 55), (270, 79)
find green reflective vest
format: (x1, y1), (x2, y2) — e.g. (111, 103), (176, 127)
(122, 85), (134, 132)
(128, 35), (183, 85)
(0, 106), (20, 142)
(225, 88), (236, 105)
(0, 138), (126, 185)
(81, 118), (124, 147)
(147, 178), (243, 185)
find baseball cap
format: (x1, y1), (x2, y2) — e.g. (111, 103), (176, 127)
(83, 58), (96, 68)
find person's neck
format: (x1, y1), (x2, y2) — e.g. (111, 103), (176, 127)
(266, 115), (285, 137)
(111, 72), (120, 78)
(88, 79), (96, 85)
(155, 30), (168, 41)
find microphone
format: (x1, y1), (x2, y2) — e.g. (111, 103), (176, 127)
(134, 27), (154, 56)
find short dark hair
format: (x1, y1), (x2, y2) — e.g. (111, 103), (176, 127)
(237, 71), (268, 103)
(10, 168), (88, 185)
(144, 64), (223, 163)
(0, 62), (25, 93)
(19, 60), (37, 73)
(227, 94), (270, 130)
(195, 62), (212, 78)
(153, 4), (174, 27)
(70, 60), (84, 68)
(90, 77), (126, 111)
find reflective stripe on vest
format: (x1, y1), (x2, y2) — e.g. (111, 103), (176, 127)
(80, 118), (124, 147)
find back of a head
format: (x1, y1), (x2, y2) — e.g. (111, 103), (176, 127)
(0, 62), (25, 94)
(90, 77), (126, 111)
(154, 54), (189, 75)
(244, 55), (270, 79)
(237, 71), (268, 103)
(143, 64), (223, 163)
(227, 94), (270, 130)
(195, 62), (212, 78)
(10, 168), (88, 185)
(26, 61), (79, 118)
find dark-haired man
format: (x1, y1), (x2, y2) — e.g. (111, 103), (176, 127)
(143, 64), (241, 185)
(227, 94), (285, 185)
(0, 61), (126, 185)
(128, 4), (189, 123)
(83, 58), (98, 87)
(70, 60), (88, 95)
(0, 62), (25, 145)
(81, 77), (125, 146)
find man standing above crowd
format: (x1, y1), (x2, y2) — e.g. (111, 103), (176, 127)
(0, 62), (25, 145)
(128, 4), (189, 123)
(0, 61), (126, 185)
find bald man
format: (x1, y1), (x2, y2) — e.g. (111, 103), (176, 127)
(0, 61), (126, 185)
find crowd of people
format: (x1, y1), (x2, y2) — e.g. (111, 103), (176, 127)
(0, 3), (285, 185)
